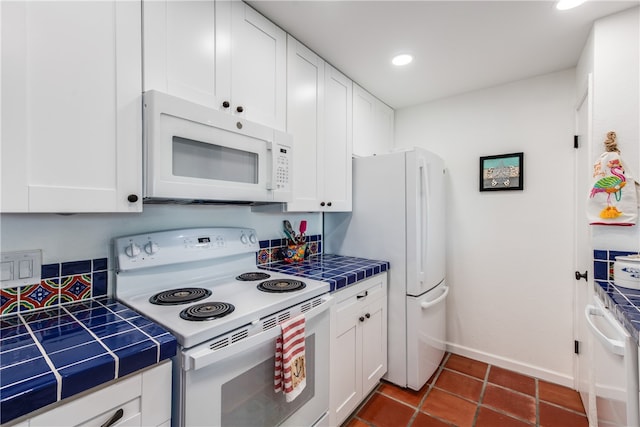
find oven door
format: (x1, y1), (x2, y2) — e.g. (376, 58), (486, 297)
(177, 297), (331, 427)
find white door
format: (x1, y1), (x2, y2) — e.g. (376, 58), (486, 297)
(574, 75), (596, 420)
(406, 149), (446, 296)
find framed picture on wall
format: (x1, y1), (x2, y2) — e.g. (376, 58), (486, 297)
(479, 152), (524, 192)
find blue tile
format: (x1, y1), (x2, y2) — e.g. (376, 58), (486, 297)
(93, 258), (108, 271)
(0, 333), (36, 352)
(594, 261), (609, 281)
(0, 357), (52, 387)
(259, 240), (269, 249)
(92, 271), (108, 297)
(139, 323), (171, 338)
(101, 330), (150, 350)
(48, 341), (109, 368)
(0, 372), (58, 424)
(116, 340), (158, 377)
(0, 344), (42, 368)
(59, 354), (116, 399)
(61, 260), (92, 276)
(335, 277), (347, 290)
(41, 263), (60, 279)
(89, 320), (135, 338)
(0, 324), (28, 340)
(156, 334), (178, 360)
(35, 326), (95, 354)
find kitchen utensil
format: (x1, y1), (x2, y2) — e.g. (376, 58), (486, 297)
(283, 220), (297, 242)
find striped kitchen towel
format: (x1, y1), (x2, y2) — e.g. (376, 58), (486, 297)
(274, 314), (306, 402)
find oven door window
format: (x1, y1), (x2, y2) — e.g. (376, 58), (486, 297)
(221, 336), (315, 426)
(173, 136), (259, 184)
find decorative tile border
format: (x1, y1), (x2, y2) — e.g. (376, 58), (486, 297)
(0, 258), (108, 317)
(257, 234), (322, 265)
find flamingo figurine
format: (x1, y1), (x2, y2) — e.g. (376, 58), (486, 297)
(590, 158), (627, 218)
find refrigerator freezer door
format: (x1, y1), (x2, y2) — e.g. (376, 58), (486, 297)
(405, 149), (446, 296)
(406, 281), (448, 390)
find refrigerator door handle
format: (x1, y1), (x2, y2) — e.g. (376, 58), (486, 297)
(417, 158), (429, 285)
(420, 285), (449, 309)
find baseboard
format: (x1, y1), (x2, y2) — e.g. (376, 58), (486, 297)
(446, 342), (575, 389)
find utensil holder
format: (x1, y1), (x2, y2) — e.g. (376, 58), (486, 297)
(284, 242), (307, 263)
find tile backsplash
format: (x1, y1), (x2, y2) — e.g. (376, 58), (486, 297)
(257, 234), (322, 265)
(593, 249), (639, 281)
(0, 258), (107, 316)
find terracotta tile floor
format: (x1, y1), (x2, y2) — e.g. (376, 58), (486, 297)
(343, 352), (588, 427)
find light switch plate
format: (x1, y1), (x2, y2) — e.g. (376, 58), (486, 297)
(0, 250), (42, 289)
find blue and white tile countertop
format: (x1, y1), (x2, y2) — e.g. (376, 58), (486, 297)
(0, 297), (177, 424)
(593, 249), (640, 343)
(260, 253), (390, 292)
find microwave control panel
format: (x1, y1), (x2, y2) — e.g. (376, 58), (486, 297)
(274, 144), (292, 192)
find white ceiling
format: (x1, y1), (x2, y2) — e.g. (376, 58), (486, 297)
(248, 0), (639, 109)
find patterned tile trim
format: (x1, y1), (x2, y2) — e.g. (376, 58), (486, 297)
(257, 234), (322, 265)
(0, 258), (108, 317)
(0, 298), (177, 424)
(260, 253), (389, 292)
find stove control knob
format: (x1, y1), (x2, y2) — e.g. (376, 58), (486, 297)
(124, 243), (141, 258)
(249, 233), (258, 244)
(240, 233), (249, 244)
(144, 242), (159, 255)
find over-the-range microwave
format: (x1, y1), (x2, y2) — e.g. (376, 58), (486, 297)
(143, 90), (292, 204)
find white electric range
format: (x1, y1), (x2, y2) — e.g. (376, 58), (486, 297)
(114, 227), (332, 427)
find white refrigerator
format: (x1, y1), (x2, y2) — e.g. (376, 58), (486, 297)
(325, 147), (448, 390)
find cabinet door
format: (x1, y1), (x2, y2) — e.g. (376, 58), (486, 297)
(322, 64), (353, 211)
(1, 1), (141, 213)
(361, 295), (388, 396)
(353, 84), (394, 157)
(331, 298), (362, 426)
(143, 0), (225, 110)
(285, 36), (324, 212)
(229, 1), (286, 130)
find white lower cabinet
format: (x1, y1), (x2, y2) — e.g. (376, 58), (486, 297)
(10, 361), (172, 427)
(330, 273), (387, 426)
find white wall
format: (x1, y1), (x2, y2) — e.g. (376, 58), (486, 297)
(0, 204), (320, 264)
(587, 7), (639, 251)
(395, 69), (577, 385)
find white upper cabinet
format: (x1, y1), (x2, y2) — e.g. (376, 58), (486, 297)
(1, 1), (142, 213)
(353, 84), (395, 157)
(286, 36), (352, 212)
(143, 0), (286, 131)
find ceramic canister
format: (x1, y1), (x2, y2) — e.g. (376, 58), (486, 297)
(614, 255), (640, 290)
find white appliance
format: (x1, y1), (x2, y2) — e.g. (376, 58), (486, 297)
(114, 227), (331, 427)
(325, 147), (447, 390)
(585, 296), (639, 427)
(143, 90), (293, 203)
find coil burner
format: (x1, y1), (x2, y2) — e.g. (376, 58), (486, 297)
(179, 302), (235, 321)
(149, 288), (212, 305)
(236, 272), (271, 281)
(257, 279), (306, 293)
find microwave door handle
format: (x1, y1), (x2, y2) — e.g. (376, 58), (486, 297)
(266, 140), (274, 190)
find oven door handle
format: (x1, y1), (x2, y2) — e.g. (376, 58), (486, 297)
(184, 295), (332, 371)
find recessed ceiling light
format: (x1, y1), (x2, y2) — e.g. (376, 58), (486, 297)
(392, 54), (413, 66)
(556, 0), (587, 10)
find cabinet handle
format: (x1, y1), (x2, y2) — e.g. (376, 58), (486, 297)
(356, 291), (368, 299)
(127, 194), (138, 203)
(365, 313), (371, 319)
(320, 202), (326, 207)
(222, 101), (230, 108)
(327, 201), (332, 207)
(100, 408), (124, 427)
(359, 316), (365, 322)
(236, 106), (244, 113)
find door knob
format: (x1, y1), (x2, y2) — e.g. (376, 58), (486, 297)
(575, 271), (588, 282)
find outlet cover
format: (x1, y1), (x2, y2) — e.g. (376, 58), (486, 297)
(0, 250), (42, 289)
